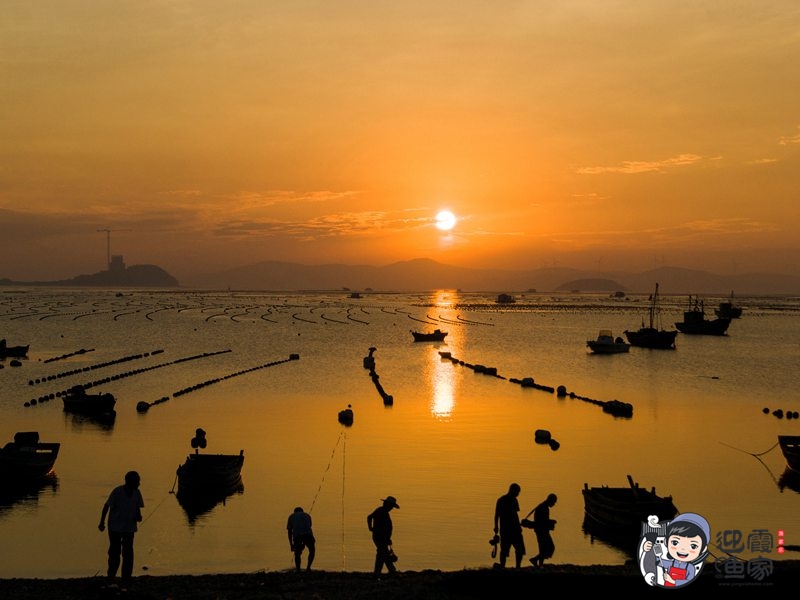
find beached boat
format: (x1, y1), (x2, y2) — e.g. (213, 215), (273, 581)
(0, 432), (60, 480)
(411, 329), (448, 342)
(61, 385), (116, 416)
(779, 436), (800, 474)
(0, 339), (29, 358)
(624, 283), (677, 349)
(675, 296), (731, 335)
(582, 475), (678, 531)
(715, 291), (743, 319)
(586, 330), (630, 354)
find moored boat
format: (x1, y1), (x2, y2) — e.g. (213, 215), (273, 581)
(411, 329), (448, 342)
(586, 330), (630, 354)
(0, 339), (29, 358)
(0, 432), (60, 479)
(675, 296), (731, 335)
(61, 385), (116, 416)
(715, 291), (743, 319)
(495, 293), (516, 304)
(624, 283), (677, 349)
(779, 435), (800, 474)
(582, 475), (678, 532)
(176, 428), (244, 494)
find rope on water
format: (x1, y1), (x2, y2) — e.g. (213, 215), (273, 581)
(719, 440), (779, 459)
(341, 429), (347, 572)
(308, 430), (344, 514)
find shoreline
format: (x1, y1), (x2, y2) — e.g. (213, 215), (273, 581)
(2, 561), (798, 598)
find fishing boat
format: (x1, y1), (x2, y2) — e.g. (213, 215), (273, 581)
(675, 296), (731, 335)
(586, 330), (630, 354)
(779, 436), (800, 474)
(411, 329), (448, 342)
(176, 429), (244, 495)
(0, 339), (29, 358)
(0, 432), (60, 480)
(715, 291), (743, 319)
(582, 475), (678, 532)
(495, 293), (516, 304)
(624, 283), (677, 349)
(61, 385), (116, 416)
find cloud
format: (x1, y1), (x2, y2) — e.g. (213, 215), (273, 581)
(576, 153), (706, 175)
(778, 126), (800, 145)
(747, 158), (778, 165)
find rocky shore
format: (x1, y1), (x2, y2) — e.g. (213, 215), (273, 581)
(2, 561), (796, 599)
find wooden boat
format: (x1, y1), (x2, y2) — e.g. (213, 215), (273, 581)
(0, 432), (60, 479)
(0, 339), (29, 358)
(779, 436), (800, 474)
(582, 475), (678, 532)
(624, 283), (677, 349)
(715, 291), (743, 319)
(176, 429), (244, 494)
(586, 330), (630, 354)
(675, 296), (730, 335)
(411, 329), (448, 342)
(61, 385), (116, 416)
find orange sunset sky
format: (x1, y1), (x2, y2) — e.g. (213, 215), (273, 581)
(2, 1), (799, 282)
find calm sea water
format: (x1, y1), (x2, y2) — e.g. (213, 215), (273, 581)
(1, 288), (799, 578)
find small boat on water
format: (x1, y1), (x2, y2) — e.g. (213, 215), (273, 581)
(0, 432), (60, 480)
(779, 436), (800, 474)
(675, 296), (731, 336)
(624, 283), (677, 349)
(411, 329), (448, 342)
(62, 385), (116, 417)
(495, 293), (516, 304)
(715, 291), (743, 319)
(582, 475), (678, 531)
(0, 339), (29, 358)
(338, 404), (354, 425)
(176, 429), (244, 495)
(586, 330), (630, 354)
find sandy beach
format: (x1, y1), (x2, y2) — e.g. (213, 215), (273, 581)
(1, 561), (795, 598)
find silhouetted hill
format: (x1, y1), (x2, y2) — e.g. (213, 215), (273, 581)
(0, 264), (179, 288)
(555, 278), (626, 292)
(187, 258), (800, 295)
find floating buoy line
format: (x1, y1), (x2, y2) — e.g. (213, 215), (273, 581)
(137, 353), (300, 413)
(438, 350), (633, 418)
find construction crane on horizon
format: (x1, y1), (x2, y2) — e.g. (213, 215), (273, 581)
(97, 228), (131, 269)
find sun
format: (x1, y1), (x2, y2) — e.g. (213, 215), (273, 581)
(435, 210), (457, 231)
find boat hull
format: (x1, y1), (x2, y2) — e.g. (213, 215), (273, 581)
(177, 452), (245, 494)
(411, 330), (448, 342)
(675, 317), (731, 335)
(582, 482), (677, 532)
(0, 433), (60, 480)
(624, 328), (677, 349)
(779, 436), (800, 474)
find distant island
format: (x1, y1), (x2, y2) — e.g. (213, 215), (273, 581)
(0, 255), (179, 288)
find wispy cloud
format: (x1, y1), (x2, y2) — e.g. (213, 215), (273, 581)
(747, 158), (778, 165)
(778, 126), (800, 145)
(576, 154), (707, 175)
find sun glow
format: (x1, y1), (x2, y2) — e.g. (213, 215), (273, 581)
(435, 210), (457, 231)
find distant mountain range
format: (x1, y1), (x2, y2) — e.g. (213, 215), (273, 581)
(3, 258), (799, 294)
(184, 258), (800, 295)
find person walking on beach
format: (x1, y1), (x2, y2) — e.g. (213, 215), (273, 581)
(529, 493), (557, 567)
(98, 471), (144, 589)
(493, 483), (525, 568)
(367, 495), (399, 574)
(287, 506), (316, 572)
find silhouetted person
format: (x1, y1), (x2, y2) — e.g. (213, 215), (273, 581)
(287, 506), (315, 571)
(367, 496), (399, 574)
(98, 471), (144, 589)
(493, 483), (525, 568)
(529, 493), (557, 567)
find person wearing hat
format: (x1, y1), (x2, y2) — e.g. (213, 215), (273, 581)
(656, 513), (710, 587)
(367, 495), (400, 574)
(286, 506), (315, 572)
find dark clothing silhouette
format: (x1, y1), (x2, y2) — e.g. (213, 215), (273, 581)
(494, 484), (525, 568)
(287, 507), (315, 571)
(367, 496), (399, 574)
(98, 471), (143, 587)
(530, 494), (557, 567)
